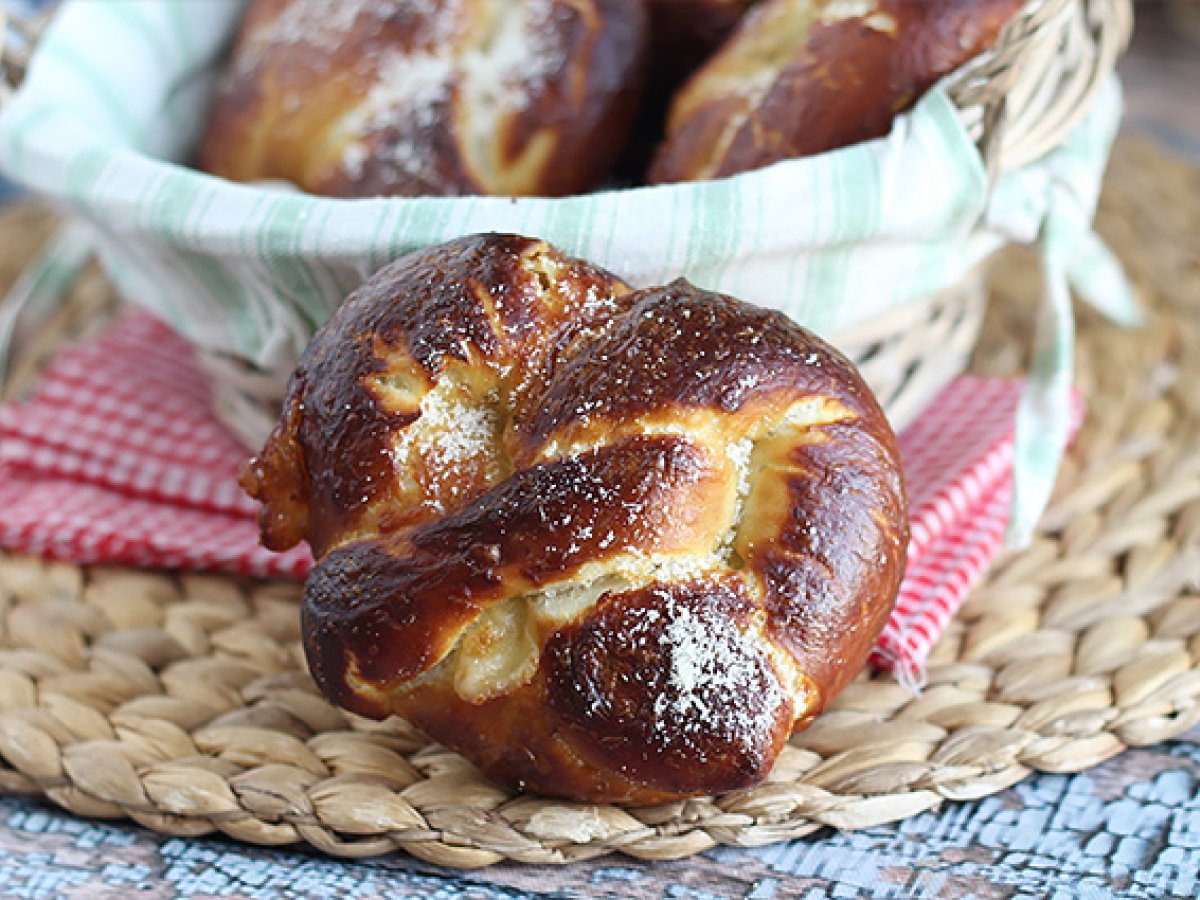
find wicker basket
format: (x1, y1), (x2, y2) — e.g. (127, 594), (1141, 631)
(830, 0), (1133, 429)
(0, 0), (1132, 450)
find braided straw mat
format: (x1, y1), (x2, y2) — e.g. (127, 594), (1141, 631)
(0, 135), (1197, 868)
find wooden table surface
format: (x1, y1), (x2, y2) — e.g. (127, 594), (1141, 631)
(2, 5), (1199, 899)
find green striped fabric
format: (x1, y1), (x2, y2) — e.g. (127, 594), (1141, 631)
(0, 0), (1136, 545)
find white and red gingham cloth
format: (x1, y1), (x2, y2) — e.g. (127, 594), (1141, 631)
(0, 312), (1079, 676)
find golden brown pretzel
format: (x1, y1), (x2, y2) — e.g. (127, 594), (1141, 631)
(649, 0), (1023, 184)
(242, 234), (909, 803)
(199, 0), (647, 197)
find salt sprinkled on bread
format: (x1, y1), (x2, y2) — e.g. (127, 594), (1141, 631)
(421, 390), (497, 466)
(335, 51), (457, 186)
(651, 593), (785, 747)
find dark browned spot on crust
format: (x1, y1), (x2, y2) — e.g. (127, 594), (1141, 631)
(545, 577), (793, 794)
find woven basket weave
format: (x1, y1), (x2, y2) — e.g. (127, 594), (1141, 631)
(0, 0), (1132, 447)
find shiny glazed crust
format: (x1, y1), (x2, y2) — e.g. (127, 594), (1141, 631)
(649, 0), (1023, 184)
(242, 234), (909, 803)
(198, 0), (646, 197)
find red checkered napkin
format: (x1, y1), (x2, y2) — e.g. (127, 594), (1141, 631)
(879, 380), (1085, 676)
(0, 312), (1070, 674)
(0, 313), (311, 579)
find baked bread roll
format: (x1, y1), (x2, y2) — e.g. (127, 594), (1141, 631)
(199, 0), (647, 197)
(242, 234), (908, 803)
(650, 0), (1023, 184)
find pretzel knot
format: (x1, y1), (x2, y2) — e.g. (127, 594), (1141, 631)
(243, 234), (908, 803)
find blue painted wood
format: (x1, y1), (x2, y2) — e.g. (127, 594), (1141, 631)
(3, 737), (1199, 899)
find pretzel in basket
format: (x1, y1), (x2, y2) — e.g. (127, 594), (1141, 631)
(650, 0), (1024, 183)
(242, 234), (909, 803)
(199, 0), (647, 198)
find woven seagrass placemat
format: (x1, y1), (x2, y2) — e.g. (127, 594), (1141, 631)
(0, 135), (1197, 868)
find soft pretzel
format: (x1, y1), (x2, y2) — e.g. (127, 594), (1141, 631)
(649, 0), (1023, 184)
(199, 0), (647, 197)
(242, 234), (908, 803)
